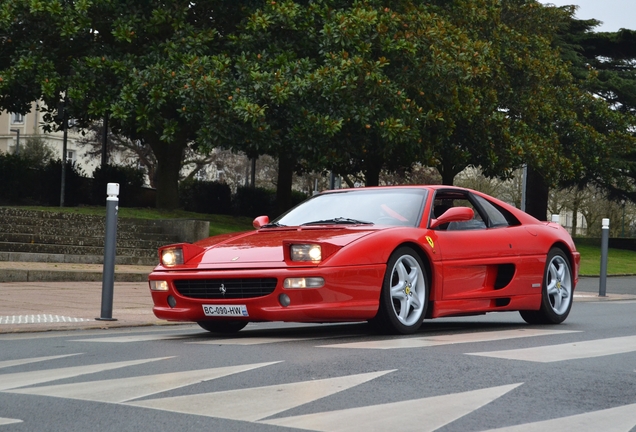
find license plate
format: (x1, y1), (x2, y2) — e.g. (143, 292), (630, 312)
(202, 305), (248, 317)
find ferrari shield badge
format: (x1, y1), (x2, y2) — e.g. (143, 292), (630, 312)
(425, 236), (434, 248)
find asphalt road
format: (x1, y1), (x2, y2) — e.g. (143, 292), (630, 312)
(1, 298), (635, 432)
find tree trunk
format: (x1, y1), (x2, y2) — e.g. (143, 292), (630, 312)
(437, 160), (458, 185)
(364, 156), (383, 187)
(275, 152), (294, 218)
(571, 195), (579, 237)
(148, 139), (187, 210)
(525, 165), (549, 221)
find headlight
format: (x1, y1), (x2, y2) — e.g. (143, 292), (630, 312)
(149, 280), (169, 291)
(161, 248), (184, 267)
(284, 277), (325, 289)
(290, 244), (322, 262)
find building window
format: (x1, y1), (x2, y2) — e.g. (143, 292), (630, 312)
(66, 150), (76, 163)
(11, 113), (24, 124)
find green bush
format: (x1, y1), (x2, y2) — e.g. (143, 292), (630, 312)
(233, 186), (276, 218)
(92, 164), (145, 206)
(291, 190), (309, 207)
(232, 187), (309, 218)
(19, 136), (56, 168)
(180, 179), (232, 214)
(0, 153), (39, 204)
(39, 159), (89, 206)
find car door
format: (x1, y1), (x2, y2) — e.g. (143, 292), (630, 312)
(430, 190), (532, 300)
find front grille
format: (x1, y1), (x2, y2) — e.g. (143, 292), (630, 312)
(173, 278), (277, 299)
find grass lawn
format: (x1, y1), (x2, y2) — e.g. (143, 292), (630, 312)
(576, 244), (636, 276)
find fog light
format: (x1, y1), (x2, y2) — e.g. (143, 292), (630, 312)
(283, 277), (325, 288)
(167, 295), (177, 308)
(279, 293), (291, 307)
(149, 280), (169, 291)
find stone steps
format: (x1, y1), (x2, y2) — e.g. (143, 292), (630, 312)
(0, 223), (168, 240)
(0, 207), (210, 280)
(0, 233), (168, 250)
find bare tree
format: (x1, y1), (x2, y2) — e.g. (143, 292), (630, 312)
(76, 122), (157, 186)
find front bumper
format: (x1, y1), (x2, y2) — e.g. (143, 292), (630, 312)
(148, 264), (385, 323)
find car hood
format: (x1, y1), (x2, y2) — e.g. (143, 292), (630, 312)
(193, 226), (378, 266)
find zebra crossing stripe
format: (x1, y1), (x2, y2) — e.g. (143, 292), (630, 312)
(189, 336), (318, 345)
(0, 417), (22, 426)
(0, 357), (172, 391)
(7, 362), (281, 403)
(70, 334), (194, 343)
(467, 335), (636, 362)
(481, 402), (636, 431)
(319, 329), (579, 350)
(71, 334), (344, 345)
(127, 370), (396, 422)
(262, 383), (523, 432)
(0, 354), (82, 370)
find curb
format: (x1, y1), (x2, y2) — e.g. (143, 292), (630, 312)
(0, 269), (149, 283)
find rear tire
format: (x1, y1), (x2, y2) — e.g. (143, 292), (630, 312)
(520, 248), (573, 324)
(197, 321), (248, 333)
(372, 246), (428, 334)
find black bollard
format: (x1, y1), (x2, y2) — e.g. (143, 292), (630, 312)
(599, 218), (609, 298)
(97, 183), (119, 321)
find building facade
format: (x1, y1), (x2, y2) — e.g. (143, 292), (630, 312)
(0, 102), (100, 174)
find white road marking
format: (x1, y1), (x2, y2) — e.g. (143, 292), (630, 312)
(69, 334), (193, 343)
(0, 417), (22, 426)
(8, 362), (281, 403)
(189, 336), (318, 345)
(319, 329), (579, 349)
(482, 403), (636, 431)
(0, 315), (90, 324)
(0, 357), (172, 391)
(262, 383), (523, 432)
(0, 354), (82, 370)
(468, 335), (636, 362)
(72, 333), (347, 345)
(127, 370), (395, 422)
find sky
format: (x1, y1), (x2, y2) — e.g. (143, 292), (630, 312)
(540, 0), (636, 31)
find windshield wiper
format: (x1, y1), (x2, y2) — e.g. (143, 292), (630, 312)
(301, 217), (373, 226)
(261, 222), (286, 228)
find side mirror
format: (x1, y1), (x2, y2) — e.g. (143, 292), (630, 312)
(253, 215), (270, 229)
(430, 207), (474, 229)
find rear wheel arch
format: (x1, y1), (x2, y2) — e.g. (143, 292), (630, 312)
(520, 246), (573, 324)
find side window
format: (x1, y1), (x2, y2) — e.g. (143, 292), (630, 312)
(431, 193), (486, 231)
(473, 195), (519, 228)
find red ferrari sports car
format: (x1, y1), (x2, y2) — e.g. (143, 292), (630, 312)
(148, 186), (580, 334)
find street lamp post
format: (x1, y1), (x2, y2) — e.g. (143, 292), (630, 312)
(9, 128), (20, 155)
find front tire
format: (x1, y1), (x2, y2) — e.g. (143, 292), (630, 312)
(520, 248), (573, 324)
(372, 246), (428, 334)
(197, 321), (248, 333)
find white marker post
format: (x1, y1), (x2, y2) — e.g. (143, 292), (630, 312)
(599, 218), (609, 297)
(97, 183), (119, 321)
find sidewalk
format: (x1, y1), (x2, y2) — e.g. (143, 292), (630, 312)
(1, 275), (635, 334)
(0, 280), (173, 333)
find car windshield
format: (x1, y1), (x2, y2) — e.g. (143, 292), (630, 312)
(271, 188), (428, 228)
